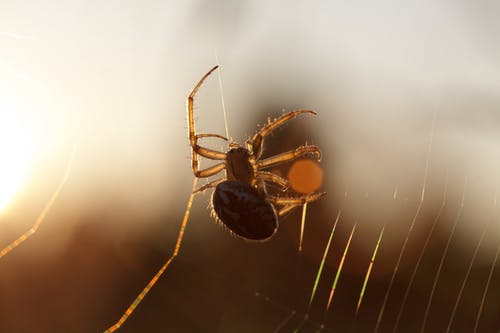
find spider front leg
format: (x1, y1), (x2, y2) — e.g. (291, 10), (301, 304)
(247, 109), (317, 160)
(187, 65), (229, 177)
(187, 66), (227, 152)
(187, 66), (220, 147)
(256, 145), (321, 170)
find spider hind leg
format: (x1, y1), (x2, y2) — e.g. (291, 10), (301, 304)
(270, 191), (327, 216)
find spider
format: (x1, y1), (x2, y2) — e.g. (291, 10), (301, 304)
(105, 66), (325, 332)
(189, 65), (326, 240)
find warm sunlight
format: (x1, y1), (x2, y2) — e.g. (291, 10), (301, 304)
(0, 98), (30, 211)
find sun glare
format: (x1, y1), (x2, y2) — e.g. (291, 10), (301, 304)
(0, 98), (30, 212)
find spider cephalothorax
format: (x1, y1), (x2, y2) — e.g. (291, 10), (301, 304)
(189, 66), (325, 240)
(225, 146), (254, 183)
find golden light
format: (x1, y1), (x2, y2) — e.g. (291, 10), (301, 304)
(0, 97), (30, 212)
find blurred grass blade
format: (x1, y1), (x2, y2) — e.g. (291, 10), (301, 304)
(298, 203), (308, 251)
(325, 223), (357, 313)
(356, 225), (384, 314)
(308, 210), (341, 307)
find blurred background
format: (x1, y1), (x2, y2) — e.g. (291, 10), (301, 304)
(0, 0), (499, 332)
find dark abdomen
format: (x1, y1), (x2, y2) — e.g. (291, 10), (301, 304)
(212, 180), (277, 240)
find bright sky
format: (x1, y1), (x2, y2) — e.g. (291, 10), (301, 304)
(0, 97), (30, 211)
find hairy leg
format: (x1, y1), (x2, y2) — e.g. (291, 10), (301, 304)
(257, 145), (320, 170)
(247, 110), (316, 160)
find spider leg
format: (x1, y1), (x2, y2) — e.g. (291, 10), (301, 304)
(196, 133), (228, 141)
(192, 134), (228, 160)
(193, 161), (226, 178)
(186, 66), (228, 176)
(192, 140), (226, 160)
(269, 191), (326, 206)
(256, 171), (289, 191)
(277, 204), (302, 217)
(256, 145), (321, 170)
(272, 191), (326, 215)
(187, 66), (226, 155)
(247, 109), (317, 160)
(187, 65), (219, 147)
(193, 178), (226, 193)
(191, 135), (227, 178)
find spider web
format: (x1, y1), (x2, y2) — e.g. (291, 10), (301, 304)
(220, 117), (500, 333)
(0, 72), (498, 333)
(105, 74), (500, 333)
(189, 104), (500, 333)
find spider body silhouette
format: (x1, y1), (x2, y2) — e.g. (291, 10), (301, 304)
(213, 180), (277, 240)
(189, 66), (326, 240)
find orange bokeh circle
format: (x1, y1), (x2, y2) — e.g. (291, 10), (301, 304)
(287, 159), (324, 194)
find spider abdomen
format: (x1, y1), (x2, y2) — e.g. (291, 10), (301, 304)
(212, 180), (278, 241)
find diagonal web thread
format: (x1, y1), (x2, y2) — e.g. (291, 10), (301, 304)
(446, 193), (497, 332)
(0, 147), (76, 259)
(374, 112), (436, 333)
(420, 177), (467, 333)
(392, 171), (449, 331)
(105, 178), (198, 332)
